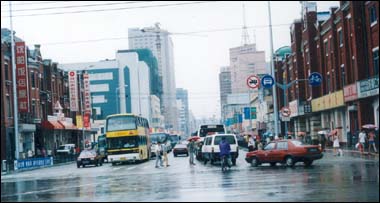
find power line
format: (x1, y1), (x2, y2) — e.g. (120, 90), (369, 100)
(1, 1), (73, 6)
(1, 1), (153, 12)
(1, 1), (220, 18)
(33, 24), (290, 46)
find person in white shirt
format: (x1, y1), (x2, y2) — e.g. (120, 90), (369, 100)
(248, 135), (255, 152)
(155, 141), (164, 168)
(358, 130), (366, 150)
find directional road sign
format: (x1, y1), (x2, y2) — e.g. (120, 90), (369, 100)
(281, 107), (291, 117)
(308, 72), (322, 86)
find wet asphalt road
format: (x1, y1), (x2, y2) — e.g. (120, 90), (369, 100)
(1, 150), (379, 202)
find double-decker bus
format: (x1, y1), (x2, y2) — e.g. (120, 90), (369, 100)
(105, 114), (150, 165)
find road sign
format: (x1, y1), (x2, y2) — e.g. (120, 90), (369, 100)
(261, 75), (275, 88)
(247, 75), (260, 89)
(308, 72), (322, 86)
(281, 107), (291, 117)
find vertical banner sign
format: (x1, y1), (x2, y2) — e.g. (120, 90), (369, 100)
(76, 115), (83, 129)
(84, 113), (90, 129)
(83, 73), (92, 113)
(15, 42), (29, 112)
(69, 71), (78, 111)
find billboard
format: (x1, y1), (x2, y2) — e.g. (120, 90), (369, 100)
(68, 71), (78, 111)
(15, 41), (29, 113)
(83, 73), (92, 113)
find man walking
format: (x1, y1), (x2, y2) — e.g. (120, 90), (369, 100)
(188, 139), (196, 165)
(155, 141), (164, 168)
(359, 130), (366, 152)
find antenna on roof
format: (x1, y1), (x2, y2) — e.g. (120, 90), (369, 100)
(241, 4), (250, 46)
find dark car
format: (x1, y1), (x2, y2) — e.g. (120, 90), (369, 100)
(173, 144), (189, 157)
(77, 149), (103, 168)
(245, 139), (323, 167)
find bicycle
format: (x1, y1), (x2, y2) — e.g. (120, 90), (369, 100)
(221, 155), (231, 172)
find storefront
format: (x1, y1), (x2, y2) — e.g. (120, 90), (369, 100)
(357, 76), (379, 128)
(41, 116), (64, 156)
(312, 90), (346, 144)
(18, 124), (36, 159)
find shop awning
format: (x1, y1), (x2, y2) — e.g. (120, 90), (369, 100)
(41, 120), (64, 130)
(58, 121), (77, 130)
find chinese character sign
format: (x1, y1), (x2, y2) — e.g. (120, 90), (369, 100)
(68, 71), (78, 111)
(84, 113), (91, 129)
(15, 42), (29, 113)
(83, 73), (92, 112)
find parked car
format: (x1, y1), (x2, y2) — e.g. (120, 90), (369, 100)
(201, 134), (239, 165)
(56, 144), (75, 155)
(77, 149), (103, 168)
(245, 140), (323, 167)
(173, 144), (189, 157)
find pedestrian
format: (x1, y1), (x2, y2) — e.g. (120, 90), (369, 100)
(257, 141), (263, 150)
(155, 141), (164, 168)
(358, 130), (367, 152)
(162, 142), (170, 167)
(333, 135), (340, 156)
(368, 131), (377, 153)
(248, 135), (255, 152)
(320, 134), (326, 152)
(188, 139), (196, 165)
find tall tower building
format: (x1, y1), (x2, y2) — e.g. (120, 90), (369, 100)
(219, 66), (232, 121)
(128, 23), (178, 130)
(176, 88), (189, 135)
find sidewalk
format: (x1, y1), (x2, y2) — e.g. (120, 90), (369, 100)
(324, 146), (379, 159)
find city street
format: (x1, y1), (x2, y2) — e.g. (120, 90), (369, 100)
(1, 150), (379, 202)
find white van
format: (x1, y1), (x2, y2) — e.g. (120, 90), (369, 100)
(195, 124), (226, 160)
(201, 134), (239, 165)
(56, 144), (76, 155)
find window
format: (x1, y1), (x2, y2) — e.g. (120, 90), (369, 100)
(5, 63), (9, 80)
(338, 30), (343, 47)
(327, 74), (331, 93)
(341, 64), (345, 87)
(30, 72), (36, 88)
(277, 142), (288, 150)
(32, 100), (36, 117)
(324, 40), (329, 56)
(374, 49), (379, 75)
(6, 95), (12, 118)
(264, 142), (276, 150)
(370, 6), (377, 24)
(213, 136), (236, 145)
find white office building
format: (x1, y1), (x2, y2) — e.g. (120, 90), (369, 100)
(128, 24), (178, 130)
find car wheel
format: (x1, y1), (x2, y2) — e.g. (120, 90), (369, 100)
(77, 163), (81, 168)
(112, 162), (116, 166)
(174, 153), (177, 157)
(285, 156), (294, 167)
(250, 157), (259, 167)
(270, 162), (276, 167)
(304, 160), (313, 167)
(82, 164), (85, 168)
(100, 160), (103, 166)
(186, 153), (189, 157)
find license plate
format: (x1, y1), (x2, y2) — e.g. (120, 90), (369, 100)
(120, 157), (126, 160)
(82, 161), (90, 164)
(308, 148), (317, 152)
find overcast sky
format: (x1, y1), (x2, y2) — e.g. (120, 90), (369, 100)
(1, 1), (339, 120)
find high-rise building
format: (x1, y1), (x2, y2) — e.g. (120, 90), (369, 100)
(129, 23), (178, 130)
(229, 44), (266, 94)
(219, 66), (231, 122)
(176, 88), (189, 135)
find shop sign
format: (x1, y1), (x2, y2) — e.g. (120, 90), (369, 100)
(343, 83), (358, 102)
(15, 42), (29, 113)
(68, 71), (78, 111)
(289, 100), (298, 118)
(83, 73), (92, 112)
(357, 77), (379, 98)
(312, 90), (344, 112)
(76, 115), (83, 129)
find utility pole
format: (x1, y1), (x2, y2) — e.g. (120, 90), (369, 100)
(9, 2), (19, 160)
(268, 1), (279, 137)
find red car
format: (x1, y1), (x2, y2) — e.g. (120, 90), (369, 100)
(245, 139), (323, 167)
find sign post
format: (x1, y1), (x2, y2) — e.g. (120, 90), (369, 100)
(247, 75), (260, 132)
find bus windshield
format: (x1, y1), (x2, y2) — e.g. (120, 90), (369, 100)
(150, 133), (168, 144)
(106, 116), (136, 132)
(199, 125), (225, 137)
(107, 136), (138, 150)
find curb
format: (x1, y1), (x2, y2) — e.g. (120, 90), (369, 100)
(1, 161), (76, 176)
(325, 148), (379, 157)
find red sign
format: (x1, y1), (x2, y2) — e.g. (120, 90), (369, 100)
(247, 75), (260, 89)
(84, 113), (91, 129)
(68, 71), (78, 111)
(15, 42), (29, 113)
(343, 84), (358, 102)
(83, 73), (92, 112)
(281, 107), (291, 117)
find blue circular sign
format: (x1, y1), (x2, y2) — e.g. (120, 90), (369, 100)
(308, 72), (323, 86)
(261, 75), (274, 88)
